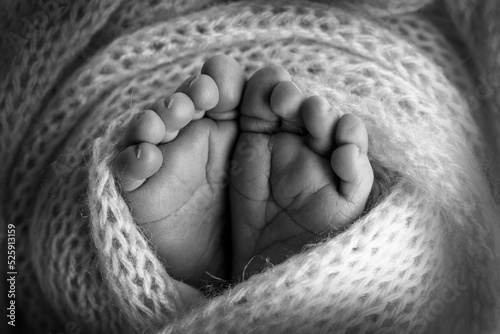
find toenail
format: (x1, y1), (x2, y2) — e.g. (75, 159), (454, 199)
(291, 81), (302, 92)
(354, 145), (360, 157)
(188, 75), (199, 87)
(135, 145), (141, 159)
(164, 96), (174, 109)
(135, 110), (145, 121)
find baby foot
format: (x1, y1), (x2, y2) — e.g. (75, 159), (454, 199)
(114, 55), (246, 288)
(230, 65), (374, 279)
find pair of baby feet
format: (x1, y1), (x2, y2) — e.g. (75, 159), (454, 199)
(114, 55), (374, 293)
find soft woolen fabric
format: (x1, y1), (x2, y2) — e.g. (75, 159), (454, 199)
(1, 0), (500, 333)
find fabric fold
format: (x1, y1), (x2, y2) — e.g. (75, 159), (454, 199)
(1, 0), (499, 333)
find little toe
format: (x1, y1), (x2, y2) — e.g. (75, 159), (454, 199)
(114, 142), (163, 192)
(150, 92), (196, 143)
(175, 74), (219, 114)
(201, 55), (246, 119)
(124, 110), (166, 147)
(330, 144), (373, 208)
(335, 114), (369, 154)
(301, 96), (340, 156)
(331, 114), (373, 209)
(240, 65), (291, 133)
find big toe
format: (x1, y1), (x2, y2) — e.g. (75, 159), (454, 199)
(201, 54), (247, 118)
(240, 65), (291, 133)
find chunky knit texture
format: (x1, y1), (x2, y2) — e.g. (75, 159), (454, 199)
(1, 0), (500, 333)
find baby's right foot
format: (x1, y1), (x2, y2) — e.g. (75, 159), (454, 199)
(230, 66), (374, 279)
(113, 55), (246, 289)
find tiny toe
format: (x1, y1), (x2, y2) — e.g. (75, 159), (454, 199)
(124, 110), (166, 147)
(240, 65), (291, 132)
(335, 114), (368, 154)
(150, 92), (195, 142)
(201, 55), (246, 119)
(114, 142), (163, 192)
(332, 114), (372, 205)
(301, 96), (339, 156)
(270, 81), (304, 123)
(176, 74), (219, 111)
(331, 143), (373, 207)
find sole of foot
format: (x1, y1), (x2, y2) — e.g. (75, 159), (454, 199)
(114, 55), (246, 291)
(230, 65), (374, 279)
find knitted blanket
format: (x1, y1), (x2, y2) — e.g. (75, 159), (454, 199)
(1, 0), (500, 333)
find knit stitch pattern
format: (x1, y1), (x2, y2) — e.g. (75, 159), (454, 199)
(1, 0), (500, 333)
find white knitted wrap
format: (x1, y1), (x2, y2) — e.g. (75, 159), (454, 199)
(1, 0), (500, 333)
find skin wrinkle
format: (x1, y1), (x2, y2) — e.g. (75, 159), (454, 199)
(134, 164), (201, 222)
(119, 54), (374, 295)
(257, 190), (322, 256)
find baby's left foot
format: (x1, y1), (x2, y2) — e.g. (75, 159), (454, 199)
(231, 66), (374, 278)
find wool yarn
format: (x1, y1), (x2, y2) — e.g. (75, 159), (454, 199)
(1, 0), (499, 333)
